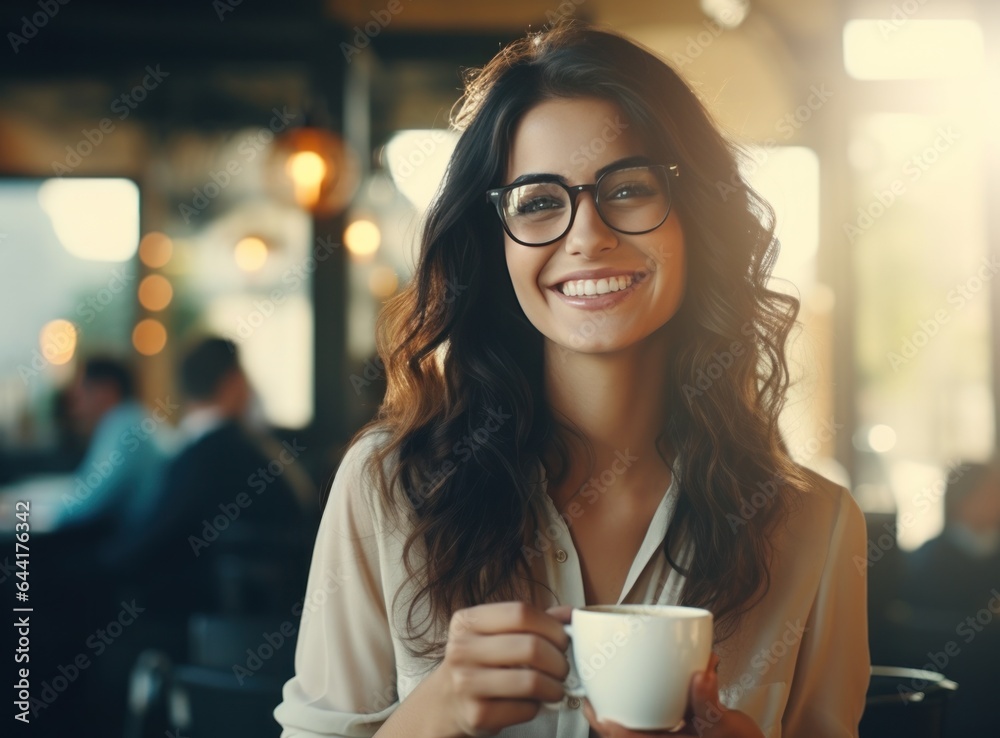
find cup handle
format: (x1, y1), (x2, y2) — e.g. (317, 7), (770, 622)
(562, 624), (586, 698)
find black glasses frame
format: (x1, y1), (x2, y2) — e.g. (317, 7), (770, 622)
(485, 163), (680, 247)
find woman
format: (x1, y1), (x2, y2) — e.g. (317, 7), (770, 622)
(275, 22), (869, 738)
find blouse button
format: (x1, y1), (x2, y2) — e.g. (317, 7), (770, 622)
(567, 696), (582, 709)
(555, 549), (568, 563)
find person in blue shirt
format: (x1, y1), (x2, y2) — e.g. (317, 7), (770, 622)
(58, 356), (173, 531)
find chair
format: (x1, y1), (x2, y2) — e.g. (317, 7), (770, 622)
(206, 521), (311, 615)
(167, 663), (285, 738)
(859, 666), (958, 738)
(124, 649), (174, 738)
(125, 613), (298, 738)
(188, 613), (296, 679)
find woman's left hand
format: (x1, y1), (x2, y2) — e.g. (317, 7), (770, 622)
(581, 653), (765, 738)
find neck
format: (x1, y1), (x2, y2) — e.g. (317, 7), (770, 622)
(542, 330), (673, 487)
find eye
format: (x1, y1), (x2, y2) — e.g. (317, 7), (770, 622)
(514, 194), (564, 214)
(605, 181), (658, 201)
(600, 166), (665, 204)
(505, 183), (567, 218)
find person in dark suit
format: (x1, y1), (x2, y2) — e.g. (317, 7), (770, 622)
(104, 337), (316, 616)
(898, 460), (1000, 738)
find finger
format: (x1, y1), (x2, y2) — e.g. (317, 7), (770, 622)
(689, 665), (723, 725)
(457, 667), (567, 703)
(454, 601), (570, 650)
(545, 604), (574, 623)
(452, 633), (570, 680)
(581, 699), (609, 736)
(706, 652), (721, 674)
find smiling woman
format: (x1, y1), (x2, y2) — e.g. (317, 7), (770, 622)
(275, 21), (869, 738)
(500, 98), (686, 355)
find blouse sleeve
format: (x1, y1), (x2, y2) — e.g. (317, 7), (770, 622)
(781, 485), (871, 737)
(274, 434), (400, 737)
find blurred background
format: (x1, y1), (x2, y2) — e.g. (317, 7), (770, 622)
(0, 0), (997, 737)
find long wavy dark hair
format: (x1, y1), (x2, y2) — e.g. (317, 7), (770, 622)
(354, 21), (809, 659)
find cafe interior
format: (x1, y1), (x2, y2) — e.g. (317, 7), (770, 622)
(0, 0), (998, 736)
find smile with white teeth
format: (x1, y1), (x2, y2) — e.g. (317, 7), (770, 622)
(559, 274), (635, 297)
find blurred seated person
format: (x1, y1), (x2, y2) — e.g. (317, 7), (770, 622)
(900, 460), (1000, 617)
(0, 385), (87, 484)
(58, 356), (172, 531)
(898, 459), (1000, 738)
(103, 337), (316, 616)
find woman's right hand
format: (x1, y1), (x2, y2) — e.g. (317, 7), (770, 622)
(426, 601), (572, 737)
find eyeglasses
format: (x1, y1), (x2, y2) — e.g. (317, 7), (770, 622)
(486, 163), (679, 247)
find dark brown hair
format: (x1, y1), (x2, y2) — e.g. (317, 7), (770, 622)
(354, 21), (808, 658)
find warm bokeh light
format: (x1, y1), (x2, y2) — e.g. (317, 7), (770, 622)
(138, 274), (173, 311)
(700, 0), (748, 30)
(343, 220), (380, 259)
(268, 127), (359, 216)
(138, 232), (173, 268)
(234, 237), (268, 272)
(39, 319), (77, 365)
(368, 265), (399, 298)
(37, 178), (140, 262)
(843, 19), (984, 80)
(132, 318), (167, 356)
(285, 150), (328, 209)
(868, 424), (898, 453)
(384, 129), (458, 211)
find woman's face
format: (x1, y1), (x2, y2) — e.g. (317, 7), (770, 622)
(502, 96), (686, 355)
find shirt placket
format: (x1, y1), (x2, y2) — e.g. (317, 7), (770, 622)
(537, 490), (591, 738)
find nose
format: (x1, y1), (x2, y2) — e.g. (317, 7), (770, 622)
(564, 190), (618, 257)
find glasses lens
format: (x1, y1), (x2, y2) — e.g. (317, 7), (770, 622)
(597, 166), (670, 234)
(501, 182), (571, 245)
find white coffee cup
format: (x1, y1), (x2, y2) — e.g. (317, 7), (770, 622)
(562, 604), (713, 730)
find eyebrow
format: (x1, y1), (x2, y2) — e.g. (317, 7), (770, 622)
(506, 155), (653, 187)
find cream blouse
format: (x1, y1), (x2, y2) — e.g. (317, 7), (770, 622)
(274, 431), (870, 737)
